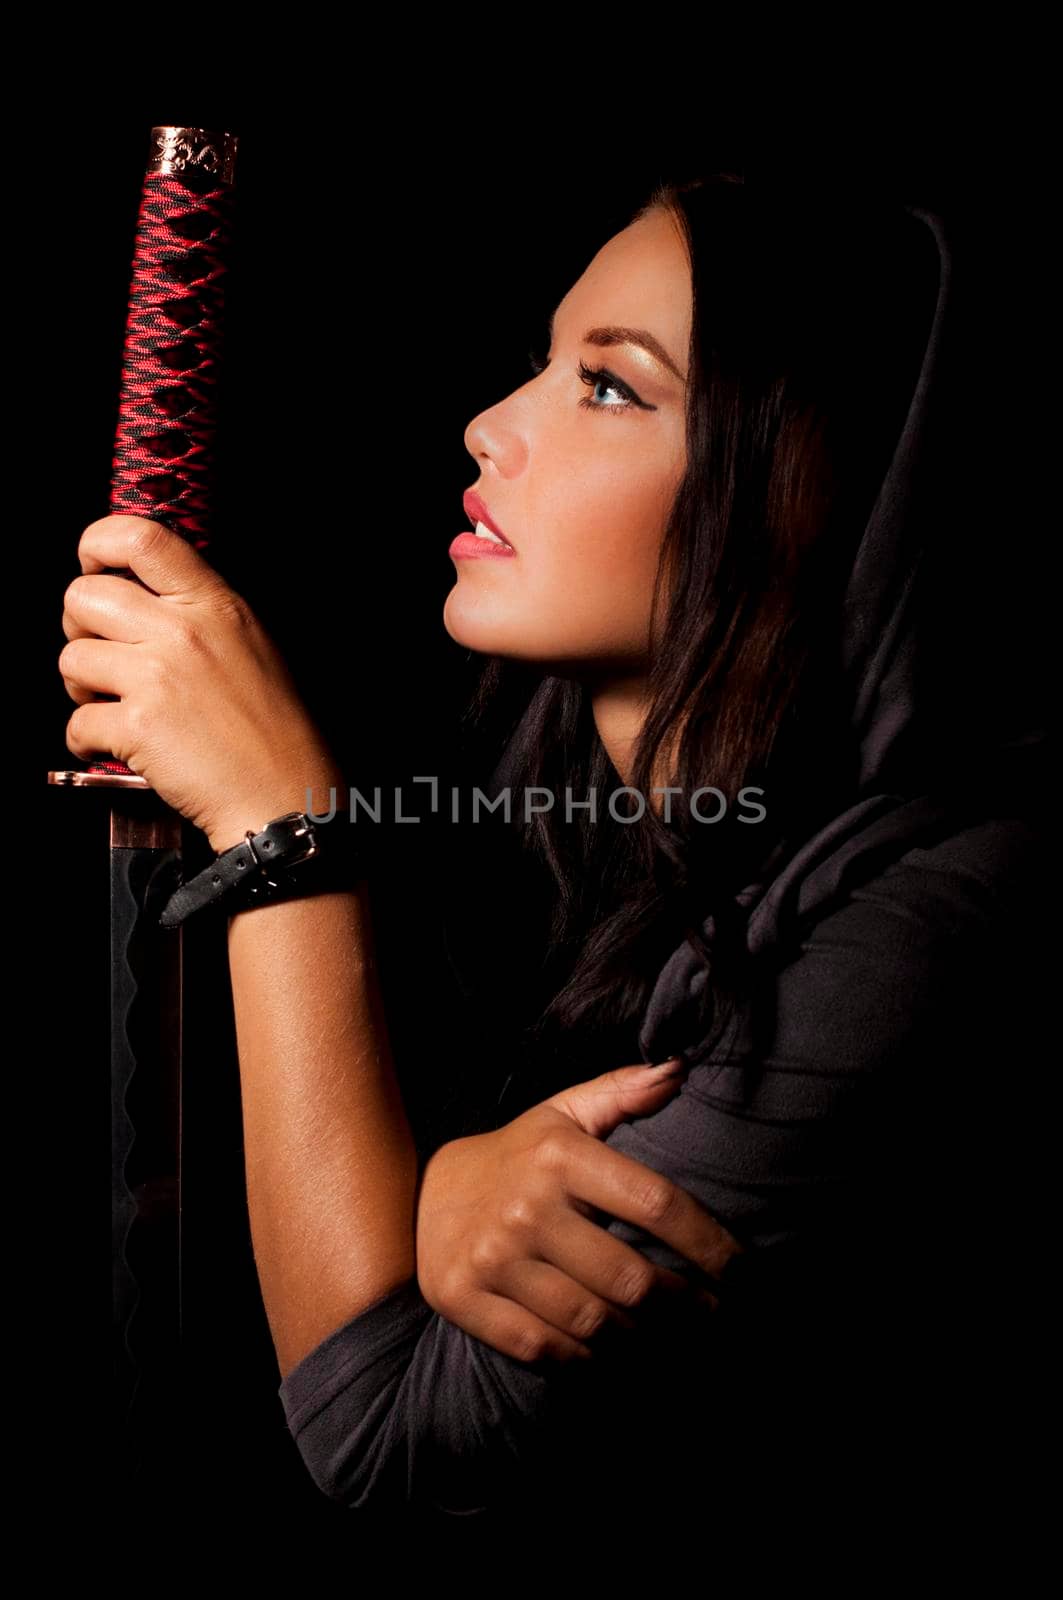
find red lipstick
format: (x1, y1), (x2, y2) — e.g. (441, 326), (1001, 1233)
(452, 488), (517, 561)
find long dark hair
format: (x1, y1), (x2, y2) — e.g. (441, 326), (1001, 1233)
(461, 173), (939, 1080)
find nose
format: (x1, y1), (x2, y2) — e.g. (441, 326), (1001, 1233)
(463, 393), (528, 478)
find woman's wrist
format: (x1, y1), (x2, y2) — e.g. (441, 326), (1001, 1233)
(206, 767), (348, 855)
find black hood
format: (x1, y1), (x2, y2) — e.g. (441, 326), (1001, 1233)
(636, 199), (1050, 1063)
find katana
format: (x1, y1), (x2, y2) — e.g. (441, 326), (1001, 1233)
(48, 125), (239, 1493)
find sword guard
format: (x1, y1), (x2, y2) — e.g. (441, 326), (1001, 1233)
(48, 768), (152, 788)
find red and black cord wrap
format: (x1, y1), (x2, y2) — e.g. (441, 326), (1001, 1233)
(91, 126), (238, 780)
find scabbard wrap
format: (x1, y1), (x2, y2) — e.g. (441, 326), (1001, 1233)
(109, 126), (238, 551)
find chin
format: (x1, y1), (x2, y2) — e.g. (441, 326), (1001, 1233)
(442, 587), (623, 671)
(442, 588), (518, 656)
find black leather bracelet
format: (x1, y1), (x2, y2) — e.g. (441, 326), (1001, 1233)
(159, 811), (366, 928)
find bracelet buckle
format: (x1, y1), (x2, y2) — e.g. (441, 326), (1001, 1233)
(244, 811), (320, 890)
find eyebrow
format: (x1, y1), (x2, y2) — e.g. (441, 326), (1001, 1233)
(548, 308), (686, 384)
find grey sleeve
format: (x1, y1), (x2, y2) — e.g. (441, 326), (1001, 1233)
(602, 824), (1029, 1266)
(277, 1270), (660, 1518)
(277, 819), (1042, 1517)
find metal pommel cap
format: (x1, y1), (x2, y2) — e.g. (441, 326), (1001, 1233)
(147, 125), (238, 186)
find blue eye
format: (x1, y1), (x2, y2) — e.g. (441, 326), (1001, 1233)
(526, 347), (652, 415)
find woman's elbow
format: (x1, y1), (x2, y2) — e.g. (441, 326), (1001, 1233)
(283, 1392), (412, 1510)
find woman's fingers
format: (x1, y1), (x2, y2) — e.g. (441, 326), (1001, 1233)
(58, 636), (136, 701)
(528, 1114), (743, 1286)
(63, 571), (168, 645)
(64, 699), (126, 763)
(504, 1205), (720, 1321)
(77, 514), (225, 600)
(482, 1257), (643, 1355)
(444, 1246), (715, 1367)
(542, 1059), (689, 1139)
(442, 1282), (596, 1365)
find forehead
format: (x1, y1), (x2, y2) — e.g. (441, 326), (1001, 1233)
(555, 208), (691, 346)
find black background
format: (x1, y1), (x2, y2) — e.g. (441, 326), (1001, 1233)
(22, 60), (1052, 1552)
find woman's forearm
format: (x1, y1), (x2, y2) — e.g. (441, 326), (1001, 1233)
(225, 879), (420, 1380)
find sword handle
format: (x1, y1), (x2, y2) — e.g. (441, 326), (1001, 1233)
(50, 124), (239, 791)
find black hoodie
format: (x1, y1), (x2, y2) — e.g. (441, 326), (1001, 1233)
(276, 197), (1051, 1537)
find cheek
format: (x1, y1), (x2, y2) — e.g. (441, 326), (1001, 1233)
(516, 491), (665, 655)
(539, 451), (671, 588)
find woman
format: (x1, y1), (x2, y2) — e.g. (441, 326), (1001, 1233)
(67, 174), (1048, 1529)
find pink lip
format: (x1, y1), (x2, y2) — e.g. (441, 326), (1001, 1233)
(449, 532), (517, 561)
(462, 489), (515, 548)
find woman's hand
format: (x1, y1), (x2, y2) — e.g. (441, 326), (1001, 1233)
(415, 1058), (745, 1363)
(58, 516), (343, 850)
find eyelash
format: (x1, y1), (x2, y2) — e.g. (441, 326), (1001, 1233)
(526, 347), (646, 415)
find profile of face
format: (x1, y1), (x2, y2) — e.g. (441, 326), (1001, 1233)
(445, 206), (692, 680)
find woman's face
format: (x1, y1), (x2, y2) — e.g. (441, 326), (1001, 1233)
(445, 206), (691, 678)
